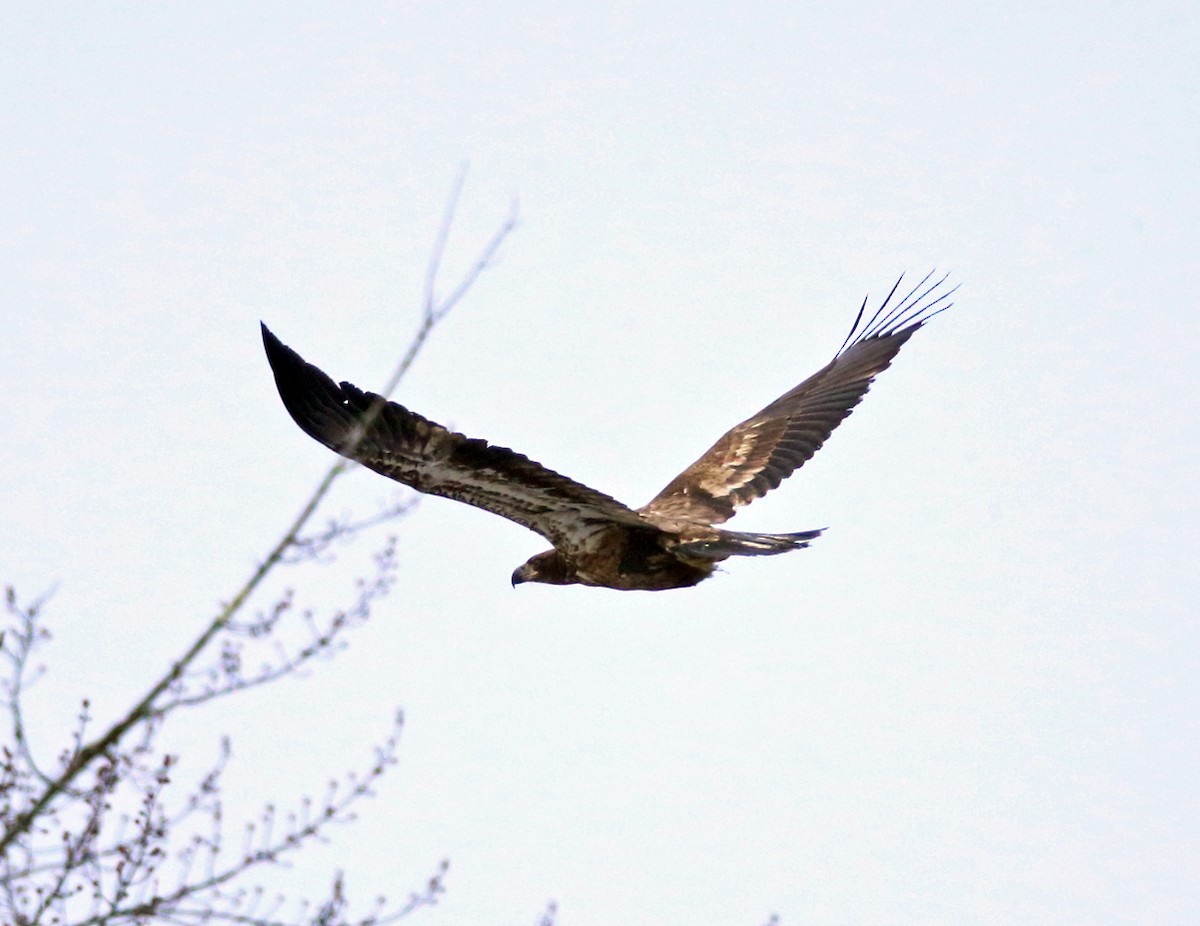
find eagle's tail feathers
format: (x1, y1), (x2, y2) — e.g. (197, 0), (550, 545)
(672, 528), (824, 559)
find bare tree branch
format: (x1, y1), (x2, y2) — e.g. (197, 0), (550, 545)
(1, 175), (515, 925)
(0, 177), (516, 857)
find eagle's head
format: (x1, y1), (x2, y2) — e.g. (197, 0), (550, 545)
(511, 549), (576, 587)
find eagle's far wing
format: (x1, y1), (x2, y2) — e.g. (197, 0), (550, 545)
(640, 272), (956, 526)
(262, 325), (649, 552)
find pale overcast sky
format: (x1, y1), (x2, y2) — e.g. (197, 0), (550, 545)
(3, 3), (1198, 924)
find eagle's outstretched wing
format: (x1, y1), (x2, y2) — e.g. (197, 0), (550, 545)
(261, 325), (649, 552)
(641, 272), (956, 526)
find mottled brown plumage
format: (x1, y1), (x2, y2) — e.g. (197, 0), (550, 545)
(262, 272), (955, 590)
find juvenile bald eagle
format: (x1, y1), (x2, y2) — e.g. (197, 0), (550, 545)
(263, 272), (954, 590)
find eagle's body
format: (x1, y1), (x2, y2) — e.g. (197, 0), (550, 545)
(262, 272), (955, 590)
(517, 527), (715, 591)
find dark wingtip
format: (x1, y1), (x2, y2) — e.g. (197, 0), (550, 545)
(258, 324), (358, 452)
(260, 322), (291, 372)
(260, 324), (324, 397)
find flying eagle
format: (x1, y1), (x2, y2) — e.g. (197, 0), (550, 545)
(262, 272), (954, 590)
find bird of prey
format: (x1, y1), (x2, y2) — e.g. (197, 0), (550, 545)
(262, 272), (954, 591)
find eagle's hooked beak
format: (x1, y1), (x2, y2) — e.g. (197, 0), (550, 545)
(511, 566), (528, 587)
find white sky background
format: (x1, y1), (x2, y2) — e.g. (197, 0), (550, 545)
(2, 2), (1198, 924)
